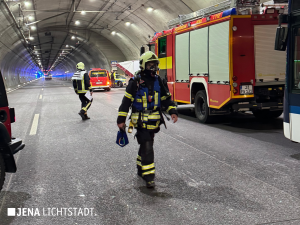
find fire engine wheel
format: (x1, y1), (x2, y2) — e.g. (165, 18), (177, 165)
(0, 153), (5, 191)
(105, 87), (111, 91)
(252, 110), (283, 119)
(194, 90), (212, 123)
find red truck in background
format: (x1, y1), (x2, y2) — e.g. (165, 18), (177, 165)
(0, 71), (25, 191)
(148, 0), (286, 123)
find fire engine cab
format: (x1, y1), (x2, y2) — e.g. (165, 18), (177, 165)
(148, 0), (287, 123)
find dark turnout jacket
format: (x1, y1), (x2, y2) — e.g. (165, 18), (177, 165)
(72, 70), (92, 94)
(117, 74), (177, 126)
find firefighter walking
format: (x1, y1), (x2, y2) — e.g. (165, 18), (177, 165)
(72, 62), (93, 120)
(110, 70), (115, 88)
(117, 51), (178, 188)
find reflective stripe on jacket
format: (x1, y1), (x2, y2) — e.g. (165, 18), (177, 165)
(131, 76), (161, 129)
(72, 71), (92, 94)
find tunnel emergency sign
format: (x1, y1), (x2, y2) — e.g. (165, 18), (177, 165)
(111, 61), (118, 71)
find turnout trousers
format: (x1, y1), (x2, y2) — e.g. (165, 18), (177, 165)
(136, 129), (155, 182)
(79, 93), (93, 114)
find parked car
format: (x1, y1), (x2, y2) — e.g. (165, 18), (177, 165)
(111, 73), (127, 88)
(0, 71), (25, 191)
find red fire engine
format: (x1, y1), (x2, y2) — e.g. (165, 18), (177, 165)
(148, 0), (287, 123)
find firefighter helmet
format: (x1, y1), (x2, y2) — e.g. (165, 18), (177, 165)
(76, 62), (85, 70)
(139, 51), (160, 71)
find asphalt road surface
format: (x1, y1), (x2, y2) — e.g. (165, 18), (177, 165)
(1, 78), (300, 225)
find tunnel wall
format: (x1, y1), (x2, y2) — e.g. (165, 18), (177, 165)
(0, 4), (39, 90)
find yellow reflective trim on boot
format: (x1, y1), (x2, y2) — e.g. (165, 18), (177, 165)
(142, 163), (155, 170)
(137, 155), (141, 160)
(142, 169), (155, 176)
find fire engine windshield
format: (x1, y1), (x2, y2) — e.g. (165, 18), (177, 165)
(149, 44), (155, 53)
(91, 71), (107, 77)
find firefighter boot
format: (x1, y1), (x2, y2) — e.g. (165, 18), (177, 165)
(84, 113), (90, 120)
(146, 181), (155, 188)
(78, 110), (86, 120)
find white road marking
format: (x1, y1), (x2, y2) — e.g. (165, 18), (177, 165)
(39, 95), (42, 99)
(29, 114), (40, 135)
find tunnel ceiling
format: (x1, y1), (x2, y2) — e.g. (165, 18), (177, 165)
(1, 0), (271, 74)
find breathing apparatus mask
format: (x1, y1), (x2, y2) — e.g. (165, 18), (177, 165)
(144, 62), (159, 76)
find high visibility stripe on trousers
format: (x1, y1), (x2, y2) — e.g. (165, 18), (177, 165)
(82, 102), (91, 111)
(142, 163), (155, 176)
(136, 155), (142, 168)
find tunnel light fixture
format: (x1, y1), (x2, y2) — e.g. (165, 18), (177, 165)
(111, 31), (116, 35)
(147, 7), (153, 12)
(71, 36), (76, 40)
(75, 20), (80, 25)
(66, 45), (69, 47)
(31, 26), (36, 31)
(28, 16), (34, 21)
(81, 11), (86, 15)
(29, 36), (34, 40)
(24, 1), (31, 7)
(125, 22), (131, 26)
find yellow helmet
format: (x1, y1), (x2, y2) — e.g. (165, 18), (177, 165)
(139, 51), (159, 71)
(76, 62), (85, 70)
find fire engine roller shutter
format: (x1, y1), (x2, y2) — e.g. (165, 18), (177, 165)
(254, 25), (287, 84)
(209, 21), (230, 83)
(190, 27), (208, 75)
(175, 32), (190, 81)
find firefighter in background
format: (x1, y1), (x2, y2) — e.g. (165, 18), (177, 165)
(71, 62), (93, 120)
(117, 51), (178, 188)
(110, 70), (115, 88)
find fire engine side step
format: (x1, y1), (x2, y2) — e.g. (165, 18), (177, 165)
(209, 107), (231, 115)
(176, 104), (195, 110)
(232, 102), (283, 111)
